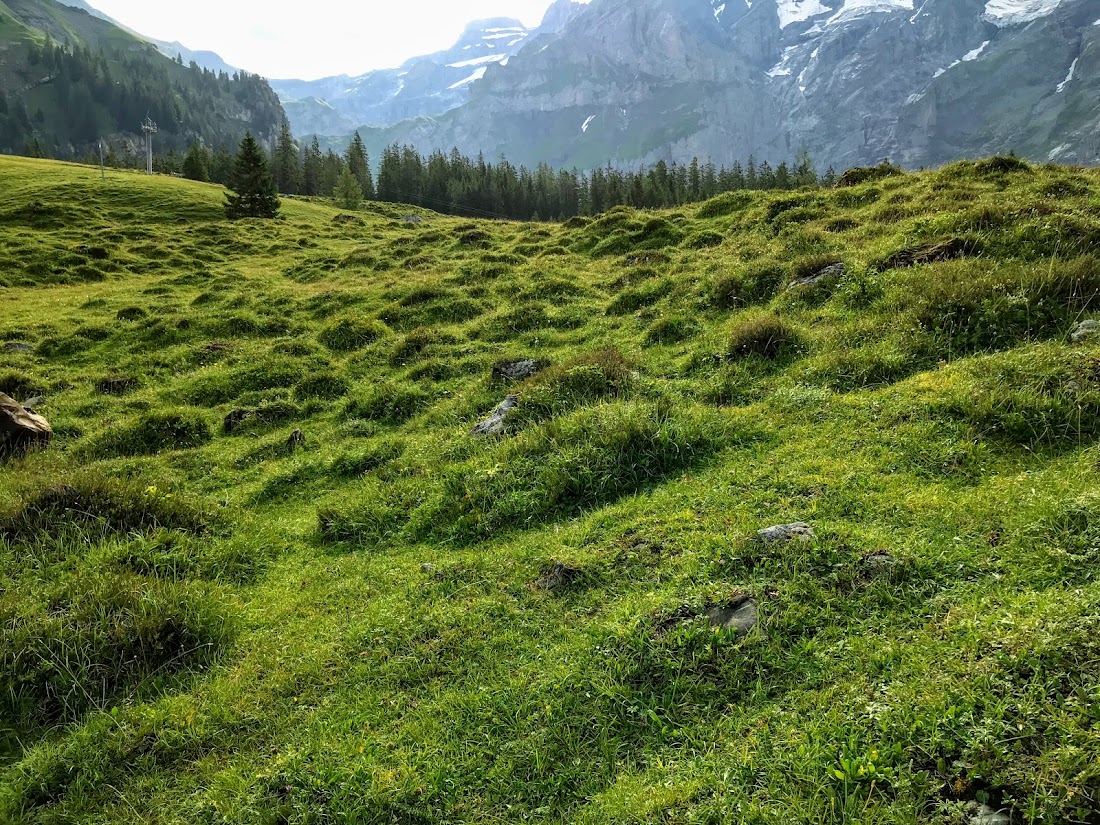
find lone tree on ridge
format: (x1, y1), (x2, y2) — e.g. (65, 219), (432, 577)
(225, 132), (280, 219)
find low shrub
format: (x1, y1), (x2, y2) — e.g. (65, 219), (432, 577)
(513, 348), (635, 423)
(727, 313), (804, 360)
(84, 412), (212, 458)
(319, 317), (392, 351)
(709, 261), (786, 309)
(344, 383), (433, 425)
(0, 474), (214, 539)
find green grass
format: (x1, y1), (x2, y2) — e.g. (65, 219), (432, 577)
(1, 155), (1100, 823)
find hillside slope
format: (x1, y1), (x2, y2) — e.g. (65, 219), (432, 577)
(0, 0), (284, 157)
(1, 156), (1100, 823)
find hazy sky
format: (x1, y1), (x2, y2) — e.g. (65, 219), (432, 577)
(86, 0), (558, 79)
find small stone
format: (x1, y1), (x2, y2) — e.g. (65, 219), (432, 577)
(401, 215), (424, 224)
(705, 597), (758, 634)
(788, 263), (846, 291)
(492, 359), (543, 383)
(472, 395), (519, 437)
(969, 804), (1011, 825)
(20, 396), (44, 413)
(0, 392), (52, 459)
(757, 522), (814, 543)
(537, 561), (579, 591)
(860, 551), (898, 579)
(1070, 319), (1100, 344)
(287, 429), (306, 450)
(420, 563), (435, 574)
(2, 342), (33, 353)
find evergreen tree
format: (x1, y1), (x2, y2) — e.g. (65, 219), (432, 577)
(182, 143), (210, 182)
(302, 137), (323, 196)
(224, 132), (280, 219)
(346, 132), (374, 198)
(334, 166), (362, 210)
(273, 121), (301, 195)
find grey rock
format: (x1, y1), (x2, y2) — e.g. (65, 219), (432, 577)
(968, 803), (1011, 825)
(492, 359), (543, 383)
(287, 429), (306, 450)
(1070, 320), (1100, 344)
(401, 215), (424, 224)
(472, 395), (519, 437)
(420, 563), (436, 574)
(758, 522), (814, 543)
(2, 342), (33, 353)
(0, 392), (52, 459)
(20, 396), (44, 413)
(788, 263), (846, 291)
(705, 598), (758, 634)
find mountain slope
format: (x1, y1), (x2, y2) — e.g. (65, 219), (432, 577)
(271, 17), (539, 137)
(1, 154), (1100, 823)
(55, 0), (240, 72)
(0, 0), (284, 157)
(328, 0), (1100, 170)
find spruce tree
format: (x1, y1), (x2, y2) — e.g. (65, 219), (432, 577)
(182, 143), (210, 182)
(224, 132), (280, 219)
(346, 132), (374, 198)
(273, 121), (301, 195)
(334, 166), (362, 210)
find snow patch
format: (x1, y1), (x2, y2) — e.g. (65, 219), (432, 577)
(448, 67), (488, 89)
(581, 115), (596, 133)
(777, 0), (830, 28)
(1056, 57), (1078, 92)
(983, 0), (1067, 26)
(827, 0), (914, 26)
(934, 40), (990, 78)
(1048, 143), (1070, 160)
(962, 40), (990, 61)
(447, 54), (509, 69)
(767, 45), (800, 77)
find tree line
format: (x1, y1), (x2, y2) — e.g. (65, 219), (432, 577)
(185, 127), (833, 222)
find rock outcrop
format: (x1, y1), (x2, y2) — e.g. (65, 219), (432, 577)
(0, 392), (52, 458)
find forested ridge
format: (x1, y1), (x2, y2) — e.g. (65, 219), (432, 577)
(0, 1), (284, 158)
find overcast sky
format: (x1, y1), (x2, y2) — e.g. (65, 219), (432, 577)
(86, 1), (558, 79)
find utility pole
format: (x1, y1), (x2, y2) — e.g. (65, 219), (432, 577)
(141, 118), (158, 175)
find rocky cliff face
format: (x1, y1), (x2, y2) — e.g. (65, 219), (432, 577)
(331, 0), (1098, 171)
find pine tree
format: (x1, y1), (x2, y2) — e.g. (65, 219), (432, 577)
(302, 137), (323, 196)
(273, 121), (301, 195)
(224, 132), (280, 219)
(346, 132), (374, 198)
(333, 166), (362, 210)
(182, 143), (210, 182)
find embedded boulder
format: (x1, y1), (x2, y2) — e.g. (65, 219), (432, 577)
(492, 359), (544, 383)
(1070, 320), (1100, 344)
(472, 395), (518, 436)
(758, 522), (814, 543)
(705, 597), (758, 635)
(0, 392), (52, 458)
(788, 263), (846, 291)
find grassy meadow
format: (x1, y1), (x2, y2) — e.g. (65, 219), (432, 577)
(1, 154), (1100, 823)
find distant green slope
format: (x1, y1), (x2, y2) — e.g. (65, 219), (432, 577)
(0, 0), (285, 158)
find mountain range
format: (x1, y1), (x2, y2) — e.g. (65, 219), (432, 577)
(276, 0), (1100, 172)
